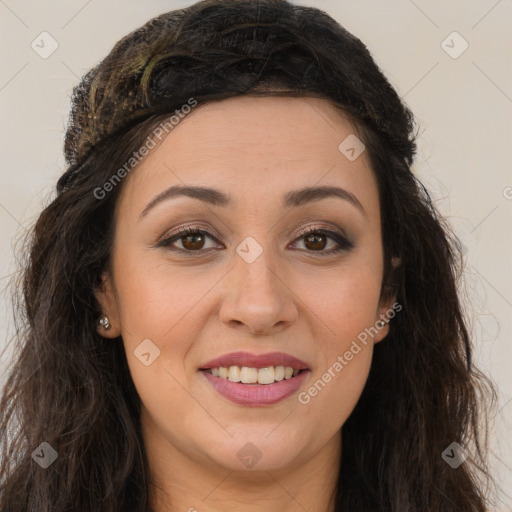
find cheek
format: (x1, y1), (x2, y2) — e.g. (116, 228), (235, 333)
(294, 269), (379, 426)
(296, 257), (383, 348)
(115, 260), (208, 437)
(113, 251), (218, 344)
(292, 258), (381, 422)
(110, 252), (204, 391)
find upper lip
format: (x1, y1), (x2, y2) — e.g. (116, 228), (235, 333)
(199, 351), (310, 370)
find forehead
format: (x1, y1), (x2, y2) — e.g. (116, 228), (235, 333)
(156, 95), (361, 164)
(116, 96), (379, 218)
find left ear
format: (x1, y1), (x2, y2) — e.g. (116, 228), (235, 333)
(93, 270), (122, 338)
(373, 256), (401, 344)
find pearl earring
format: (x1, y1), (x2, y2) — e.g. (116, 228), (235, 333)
(376, 320), (386, 328)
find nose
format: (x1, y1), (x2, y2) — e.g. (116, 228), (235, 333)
(218, 243), (299, 336)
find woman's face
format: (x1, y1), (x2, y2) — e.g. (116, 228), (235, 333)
(96, 96), (394, 475)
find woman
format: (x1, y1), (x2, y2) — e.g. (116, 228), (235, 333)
(0, 0), (496, 510)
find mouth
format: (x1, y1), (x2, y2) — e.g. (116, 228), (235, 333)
(200, 366), (310, 406)
(198, 351), (311, 405)
(200, 366), (307, 385)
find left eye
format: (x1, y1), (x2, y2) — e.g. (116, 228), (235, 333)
(297, 229), (338, 252)
(291, 227), (354, 254)
(157, 227), (353, 255)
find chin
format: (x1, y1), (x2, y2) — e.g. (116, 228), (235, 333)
(203, 431), (306, 472)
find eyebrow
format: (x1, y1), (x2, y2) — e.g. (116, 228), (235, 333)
(139, 184), (368, 219)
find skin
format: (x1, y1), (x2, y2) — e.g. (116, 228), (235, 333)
(95, 96), (396, 512)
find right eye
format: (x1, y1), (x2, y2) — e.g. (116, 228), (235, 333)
(157, 226), (223, 253)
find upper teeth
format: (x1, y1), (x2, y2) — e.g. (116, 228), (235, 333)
(210, 366), (300, 384)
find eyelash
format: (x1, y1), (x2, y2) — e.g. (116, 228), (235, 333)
(156, 225), (354, 256)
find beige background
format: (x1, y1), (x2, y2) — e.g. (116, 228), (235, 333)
(1, 0), (511, 509)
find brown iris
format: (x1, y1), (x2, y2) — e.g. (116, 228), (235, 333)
(182, 232), (205, 250)
(303, 232), (327, 251)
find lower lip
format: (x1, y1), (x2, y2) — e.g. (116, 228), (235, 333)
(201, 370), (310, 406)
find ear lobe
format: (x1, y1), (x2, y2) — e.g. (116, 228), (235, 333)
(94, 271), (121, 338)
(374, 291), (397, 344)
(373, 321), (390, 344)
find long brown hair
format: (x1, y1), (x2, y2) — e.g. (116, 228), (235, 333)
(1, 1), (497, 510)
